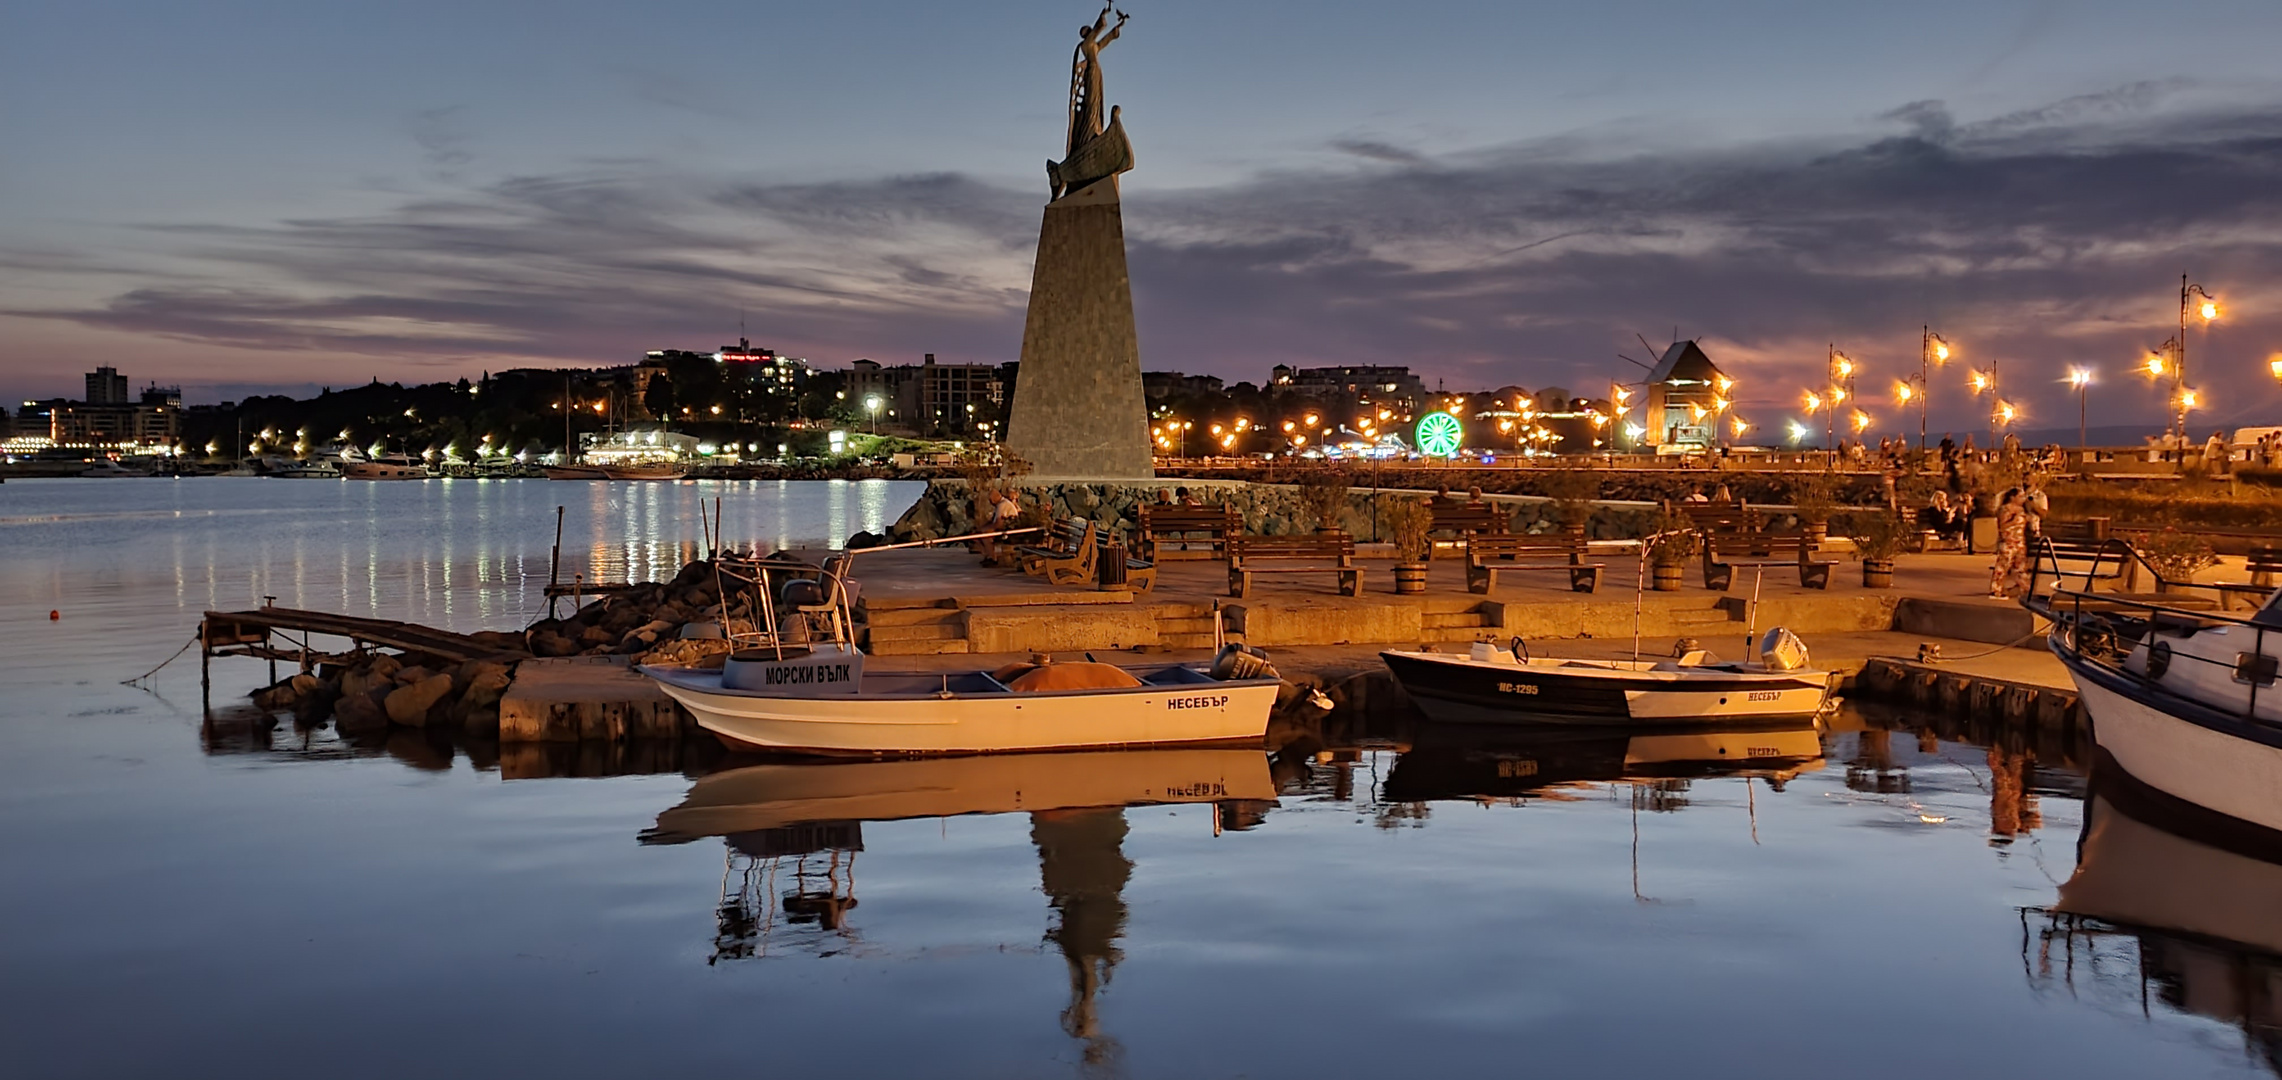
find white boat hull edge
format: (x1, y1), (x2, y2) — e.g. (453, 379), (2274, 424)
(648, 673), (1282, 755)
(2077, 674), (2282, 834)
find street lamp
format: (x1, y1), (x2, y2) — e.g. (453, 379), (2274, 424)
(2149, 275), (2221, 441)
(1898, 328), (1951, 455)
(1823, 346), (1858, 453)
(2068, 368), (2092, 449)
(864, 394), (882, 433)
(1967, 360), (2005, 445)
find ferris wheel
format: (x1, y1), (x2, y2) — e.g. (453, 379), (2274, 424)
(1415, 412), (1463, 456)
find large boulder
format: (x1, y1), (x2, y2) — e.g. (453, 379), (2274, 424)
(531, 631), (579, 658)
(458, 663), (512, 709)
(334, 689), (389, 734)
(339, 665), (389, 699)
(367, 654), (402, 681)
(385, 674), (455, 726)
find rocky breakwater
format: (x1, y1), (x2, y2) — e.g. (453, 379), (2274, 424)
(245, 560), (745, 740)
(521, 561), (736, 661)
(890, 479), (1663, 542)
(248, 639), (524, 738)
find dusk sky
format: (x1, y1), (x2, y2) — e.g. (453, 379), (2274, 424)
(7, 0), (2282, 436)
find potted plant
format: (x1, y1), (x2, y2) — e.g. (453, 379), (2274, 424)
(1789, 471), (1838, 543)
(2141, 527), (2217, 592)
(1645, 517), (1700, 591)
(1847, 510), (1911, 588)
(1381, 496), (1434, 594)
(1297, 469), (1351, 534)
(1539, 466), (1600, 539)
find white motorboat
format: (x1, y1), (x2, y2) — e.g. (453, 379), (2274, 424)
(268, 461), (340, 479)
(643, 748), (1278, 843)
(641, 555), (1287, 756)
(2033, 552), (2282, 838)
(341, 454), (428, 480)
(1381, 629), (1833, 726)
(79, 459), (142, 478)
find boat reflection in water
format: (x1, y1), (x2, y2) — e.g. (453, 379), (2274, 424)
(1380, 722), (1827, 804)
(644, 748), (1277, 1066)
(2031, 775), (2282, 1074)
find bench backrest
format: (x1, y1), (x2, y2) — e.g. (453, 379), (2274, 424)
(1140, 505), (1237, 532)
(1230, 534), (1356, 561)
(1429, 504), (1507, 532)
(1703, 529), (1818, 558)
(1468, 534), (1584, 560)
(1671, 501), (1759, 529)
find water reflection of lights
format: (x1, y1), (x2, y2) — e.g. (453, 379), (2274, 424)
(108, 479), (920, 636)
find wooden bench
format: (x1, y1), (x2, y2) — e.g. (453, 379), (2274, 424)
(1228, 533), (1361, 598)
(1428, 503), (1509, 554)
(2215, 545), (2282, 611)
(1138, 504), (1240, 561)
(1701, 529), (1833, 590)
(1016, 518), (1098, 587)
(1667, 500), (1761, 532)
(1466, 534), (1604, 594)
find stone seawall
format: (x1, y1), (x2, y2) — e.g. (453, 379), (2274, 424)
(889, 478), (1674, 543)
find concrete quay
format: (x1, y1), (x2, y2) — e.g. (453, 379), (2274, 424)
(849, 546), (2038, 657)
(485, 546), (2076, 744)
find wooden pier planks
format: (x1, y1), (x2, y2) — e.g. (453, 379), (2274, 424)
(200, 607), (525, 664)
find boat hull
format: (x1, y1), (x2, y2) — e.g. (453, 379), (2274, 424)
(542, 466), (608, 480)
(600, 465), (686, 481)
(341, 462), (428, 480)
(645, 668), (1281, 756)
(2062, 646), (2282, 835)
(1382, 650), (1830, 726)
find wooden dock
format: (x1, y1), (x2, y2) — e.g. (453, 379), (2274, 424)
(200, 606), (526, 667)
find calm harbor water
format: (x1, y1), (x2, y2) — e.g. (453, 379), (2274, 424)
(1, 478), (2274, 1078)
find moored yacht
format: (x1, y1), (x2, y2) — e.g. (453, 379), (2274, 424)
(341, 454), (429, 480)
(2033, 550), (2282, 837)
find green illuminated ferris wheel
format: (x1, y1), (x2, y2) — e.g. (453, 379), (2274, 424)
(1415, 412), (1463, 456)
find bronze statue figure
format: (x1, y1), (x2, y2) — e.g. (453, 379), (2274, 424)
(1048, 5), (1135, 200)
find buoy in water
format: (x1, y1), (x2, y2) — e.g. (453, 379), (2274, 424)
(49, 610), (61, 621)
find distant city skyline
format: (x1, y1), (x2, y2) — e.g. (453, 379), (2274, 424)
(6, 0), (2282, 436)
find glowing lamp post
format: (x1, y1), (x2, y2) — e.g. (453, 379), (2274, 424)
(1823, 346), (1858, 454)
(2068, 368), (2092, 449)
(1900, 328), (1951, 455)
(2148, 275), (2221, 441)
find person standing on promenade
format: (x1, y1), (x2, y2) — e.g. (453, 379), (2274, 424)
(1990, 488), (2028, 599)
(2205, 430), (2230, 476)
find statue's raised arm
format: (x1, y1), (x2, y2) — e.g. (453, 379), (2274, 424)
(1048, 5), (1136, 200)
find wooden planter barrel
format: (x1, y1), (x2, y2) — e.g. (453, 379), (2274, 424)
(1862, 558), (1895, 589)
(1392, 563), (1429, 594)
(1651, 564), (1685, 591)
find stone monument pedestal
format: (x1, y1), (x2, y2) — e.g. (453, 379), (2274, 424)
(1003, 179), (1152, 481)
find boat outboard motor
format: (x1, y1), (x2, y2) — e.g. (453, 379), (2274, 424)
(1211, 643), (1277, 682)
(1760, 627), (1810, 671)
(1212, 644), (1333, 710)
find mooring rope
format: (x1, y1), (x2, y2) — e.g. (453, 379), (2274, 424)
(122, 636), (199, 686)
(1868, 627), (2045, 666)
